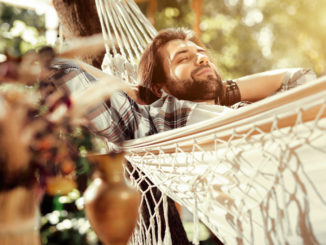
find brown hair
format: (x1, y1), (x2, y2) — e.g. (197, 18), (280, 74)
(137, 27), (204, 104)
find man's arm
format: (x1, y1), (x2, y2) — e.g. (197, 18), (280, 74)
(74, 59), (108, 79)
(233, 68), (315, 102)
(234, 69), (286, 102)
(74, 59), (144, 104)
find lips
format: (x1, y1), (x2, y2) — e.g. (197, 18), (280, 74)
(195, 67), (214, 76)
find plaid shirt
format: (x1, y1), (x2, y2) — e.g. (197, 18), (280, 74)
(49, 59), (196, 144)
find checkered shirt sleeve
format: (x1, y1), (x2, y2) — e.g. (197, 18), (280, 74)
(48, 59), (196, 144)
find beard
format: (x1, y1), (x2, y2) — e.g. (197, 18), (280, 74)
(166, 65), (223, 101)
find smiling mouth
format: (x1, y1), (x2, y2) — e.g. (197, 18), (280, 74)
(196, 67), (214, 76)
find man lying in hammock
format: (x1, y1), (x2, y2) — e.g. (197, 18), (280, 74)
(48, 27), (315, 245)
(50, 27), (314, 144)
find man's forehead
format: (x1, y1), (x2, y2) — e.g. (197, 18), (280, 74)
(160, 39), (203, 60)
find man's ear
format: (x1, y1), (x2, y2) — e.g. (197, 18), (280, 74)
(152, 83), (163, 98)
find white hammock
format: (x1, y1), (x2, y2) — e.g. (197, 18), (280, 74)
(94, 1), (326, 244)
(124, 77), (326, 245)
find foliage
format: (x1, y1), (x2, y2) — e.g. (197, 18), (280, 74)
(0, 3), (46, 57)
(40, 192), (99, 245)
(148, 0), (326, 78)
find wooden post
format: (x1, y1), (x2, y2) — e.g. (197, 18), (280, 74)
(191, 0), (202, 37)
(148, 0), (157, 25)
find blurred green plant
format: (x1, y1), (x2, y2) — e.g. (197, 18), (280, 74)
(0, 3), (46, 57)
(40, 191), (100, 245)
(144, 0), (326, 78)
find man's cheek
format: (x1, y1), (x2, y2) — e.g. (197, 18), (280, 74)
(173, 66), (188, 80)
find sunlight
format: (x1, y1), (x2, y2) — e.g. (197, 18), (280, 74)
(256, 26), (274, 57)
(242, 8), (263, 26)
(0, 53), (6, 62)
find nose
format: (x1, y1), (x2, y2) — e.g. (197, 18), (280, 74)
(196, 53), (209, 66)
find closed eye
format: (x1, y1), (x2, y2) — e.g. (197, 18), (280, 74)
(178, 57), (189, 63)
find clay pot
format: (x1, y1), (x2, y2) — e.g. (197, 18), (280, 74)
(84, 153), (140, 245)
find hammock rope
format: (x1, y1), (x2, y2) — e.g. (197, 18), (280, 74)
(95, 0), (157, 84)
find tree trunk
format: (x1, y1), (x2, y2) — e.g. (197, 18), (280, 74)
(52, 0), (104, 68)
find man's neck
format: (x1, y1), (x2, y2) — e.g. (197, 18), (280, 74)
(161, 90), (216, 104)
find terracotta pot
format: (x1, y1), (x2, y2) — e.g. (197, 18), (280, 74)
(84, 153), (140, 245)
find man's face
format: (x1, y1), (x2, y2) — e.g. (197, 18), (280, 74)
(158, 39), (223, 101)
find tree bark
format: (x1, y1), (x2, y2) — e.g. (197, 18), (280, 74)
(52, 0), (104, 68)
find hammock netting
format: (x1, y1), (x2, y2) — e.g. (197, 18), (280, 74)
(124, 78), (326, 244)
(95, 0), (157, 84)
(92, 1), (326, 244)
